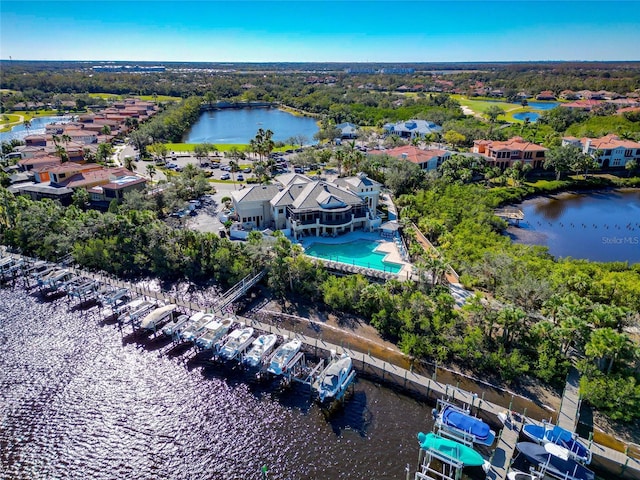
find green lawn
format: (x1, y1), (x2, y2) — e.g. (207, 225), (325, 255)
(166, 142), (296, 153)
(451, 95), (544, 123)
(88, 93), (181, 102)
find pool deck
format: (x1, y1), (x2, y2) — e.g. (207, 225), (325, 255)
(296, 231), (414, 278)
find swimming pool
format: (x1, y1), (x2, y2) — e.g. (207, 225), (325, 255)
(304, 240), (402, 273)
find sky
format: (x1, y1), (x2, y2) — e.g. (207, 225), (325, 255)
(1, 1), (639, 63)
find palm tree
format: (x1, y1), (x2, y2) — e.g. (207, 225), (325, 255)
(229, 160), (239, 189)
(146, 164), (157, 181)
(123, 156), (137, 171)
(22, 119), (32, 134)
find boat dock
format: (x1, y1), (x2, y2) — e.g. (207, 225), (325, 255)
(2, 249), (639, 479)
(557, 367), (581, 432)
(494, 207), (525, 225)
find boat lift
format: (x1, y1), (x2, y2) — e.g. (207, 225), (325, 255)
(432, 399), (475, 447)
(415, 444), (465, 480)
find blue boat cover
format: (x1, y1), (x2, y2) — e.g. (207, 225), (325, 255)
(523, 424), (590, 461)
(516, 442), (594, 480)
(442, 406), (490, 441)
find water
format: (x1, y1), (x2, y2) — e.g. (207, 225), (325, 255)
(304, 240), (402, 273)
(524, 101), (559, 111)
(0, 116), (72, 143)
(512, 112), (540, 122)
(509, 190), (640, 264)
(183, 109), (319, 144)
(0, 285), (438, 479)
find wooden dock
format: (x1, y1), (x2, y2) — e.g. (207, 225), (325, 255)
(3, 250), (640, 479)
(557, 367), (581, 431)
(485, 417), (522, 480)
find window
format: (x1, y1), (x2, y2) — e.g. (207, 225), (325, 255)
(612, 159), (622, 167)
(625, 149), (633, 157)
(524, 151), (532, 159)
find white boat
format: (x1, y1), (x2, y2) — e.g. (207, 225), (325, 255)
(507, 470), (543, 480)
(313, 353), (354, 402)
(162, 313), (191, 337)
(140, 304), (178, 331)
(218, 326), (254, 360)
(179, 312), (216, 342)
(243, 334), (278, 368)
(118, 299), (156, 325)
(267, 339), (302, 375)
(194, 317), (234, 350)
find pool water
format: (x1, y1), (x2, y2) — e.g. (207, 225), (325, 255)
(305, 240), (402, 273)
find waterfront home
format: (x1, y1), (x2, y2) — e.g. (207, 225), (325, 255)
(383, 119), (442, 139)
(369, 145), (451, 171)
(231, 173), (381, 238)
(562, 134), (640, 168)
(473, 137), (547, 169)
(536, 90), (557, 101)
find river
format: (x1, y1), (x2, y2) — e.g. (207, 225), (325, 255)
(509, 189), (640, 264)
(1, 284), (471, 480)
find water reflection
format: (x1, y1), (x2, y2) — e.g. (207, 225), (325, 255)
(510, 190), (640, 264)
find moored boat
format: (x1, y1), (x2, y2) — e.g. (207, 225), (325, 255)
(267, 338), (302, 375)
(243, 334), (277, 368)
(194, 317), (233, 349)
(312, 353), (354, 403)
(515, 442), (595, 480)
(162, 313), (191, 338)
(433, 400), (495, 446)
(178, 312), (216, 342)
(218, 326), (254, 360)
(417, 432), (485, 468)
(140, 304), (178, 331)
(522, 420), (591, 464)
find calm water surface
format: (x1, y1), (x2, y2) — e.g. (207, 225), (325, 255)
(0, 116), (72, 142)
(510, 190), (640, 264)
(183, 109), (319, 144)
(0, 285), (447, 480)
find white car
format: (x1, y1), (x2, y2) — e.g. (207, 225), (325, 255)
(220, 173), (231, 180)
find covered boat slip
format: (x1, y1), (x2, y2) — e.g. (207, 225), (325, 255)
(515, 442), (595, 480)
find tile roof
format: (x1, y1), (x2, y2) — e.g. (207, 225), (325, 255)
(481, 137), (547, 153)
(370, 146), (449, 164)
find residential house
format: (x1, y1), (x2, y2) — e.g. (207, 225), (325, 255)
(335, 122), (358, 139)
(232, 173), (381, 238)
(562, 134), (640, 168)
(473, 137), (547, 169)
(370, 145), (451, 171)
(231, 185), (282, 230)
(383, 119), (442, 139)
(536, 91), (557, 101)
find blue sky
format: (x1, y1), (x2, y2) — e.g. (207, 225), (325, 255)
(1, 1), (639, 62)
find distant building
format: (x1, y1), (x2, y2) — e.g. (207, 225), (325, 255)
(383, 119), (442, 139)
(536, 90), (557, 101)
(474, 137), (547, 169)
(562, 134), (640, 168)
(335, 122), (359, 139)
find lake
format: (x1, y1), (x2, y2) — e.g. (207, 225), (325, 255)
(0, 115), (72, 143)
(509, 190), (640, 264)
(183, 108), (319, 144)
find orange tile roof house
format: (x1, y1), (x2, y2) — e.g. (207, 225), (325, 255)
(562, 134), (640, 168)
(473, 137), (548, 169)
(370, 145), (451, 171)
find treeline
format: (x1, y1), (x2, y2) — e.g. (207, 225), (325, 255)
(397, 181), (640, 420)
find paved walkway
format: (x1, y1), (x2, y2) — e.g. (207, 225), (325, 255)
(486, 416), (522, 480)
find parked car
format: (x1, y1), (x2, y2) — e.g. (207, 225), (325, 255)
(236, 174), (244, 181)
(220, 173), (231, 180)
(221, 165), (231, 171)
(243, 167), (252, 173)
